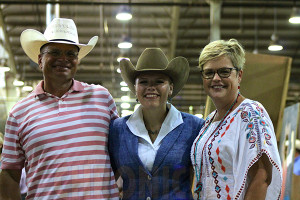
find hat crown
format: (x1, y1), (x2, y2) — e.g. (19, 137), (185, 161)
(136, 48), (169, 70)
(119, 47), (190, 98)
(44, 18), (79, 44)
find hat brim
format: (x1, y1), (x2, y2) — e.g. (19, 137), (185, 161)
(20, 29), (98, 63)
(120, 56), (189, 98)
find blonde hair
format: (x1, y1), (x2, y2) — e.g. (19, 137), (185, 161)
(199, 39), (245, 70)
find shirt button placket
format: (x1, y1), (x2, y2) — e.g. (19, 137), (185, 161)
(147, 174), (152, 199)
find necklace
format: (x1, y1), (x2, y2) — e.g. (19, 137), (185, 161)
(147, 129), (160, 135)
(193, 92), (240, 197)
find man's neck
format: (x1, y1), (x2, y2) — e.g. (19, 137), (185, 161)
(43, 79), (73, 98)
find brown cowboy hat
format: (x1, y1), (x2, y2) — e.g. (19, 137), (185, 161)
(120, 48), (189, 98)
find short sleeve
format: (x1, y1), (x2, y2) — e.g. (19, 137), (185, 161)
(233, 101), (282, 199)
(107, 91), (119, 120)
(1, 113), (25, 170)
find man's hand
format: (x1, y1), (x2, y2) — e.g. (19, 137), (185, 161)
(0, 169), (22, 200)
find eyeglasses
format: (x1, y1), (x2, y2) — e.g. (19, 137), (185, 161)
(200, 67), (238, 79)
(41, 49), (79, 59)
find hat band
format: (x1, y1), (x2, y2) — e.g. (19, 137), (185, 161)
(49, 39), (76, 43)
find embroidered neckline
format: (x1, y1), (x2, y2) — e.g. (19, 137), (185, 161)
(193, 92), (240, 197)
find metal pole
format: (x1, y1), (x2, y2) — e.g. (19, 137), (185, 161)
(46, 0), (60, 26)
(209, 0), (222, 42)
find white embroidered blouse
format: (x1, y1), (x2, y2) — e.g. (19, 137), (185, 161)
(191, 99), (282, 200)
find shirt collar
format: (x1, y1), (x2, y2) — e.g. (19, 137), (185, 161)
(34, 79), (84, 98)
(126, 103), (183, 146)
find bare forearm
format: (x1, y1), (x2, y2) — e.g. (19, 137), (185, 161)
(0, 170), (21, 200)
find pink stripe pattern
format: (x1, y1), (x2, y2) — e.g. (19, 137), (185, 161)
(1, 80), (119, 199)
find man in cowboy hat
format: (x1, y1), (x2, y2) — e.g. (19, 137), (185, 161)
(0, 18), (119, 199)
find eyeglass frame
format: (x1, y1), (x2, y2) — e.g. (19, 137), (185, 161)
(200, 67), (239, 79)
(40, 49), (79, 60)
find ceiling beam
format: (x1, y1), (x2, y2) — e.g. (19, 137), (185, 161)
(0, 1), (295, 8)
(168, 0), (180, 59)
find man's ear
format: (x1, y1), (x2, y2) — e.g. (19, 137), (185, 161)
(38, 54), (43, 70)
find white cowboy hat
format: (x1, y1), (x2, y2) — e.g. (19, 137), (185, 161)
(20, 18), (98, 64)
(120, 48), (189, 98)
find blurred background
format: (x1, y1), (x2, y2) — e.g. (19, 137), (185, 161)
(0, 0), (300, 133)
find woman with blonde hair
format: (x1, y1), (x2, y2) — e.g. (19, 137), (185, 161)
(191, 39), (282, 199)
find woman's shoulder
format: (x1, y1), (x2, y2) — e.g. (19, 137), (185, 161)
(236, 98), (272, 127)
(239, 98), (268, 114)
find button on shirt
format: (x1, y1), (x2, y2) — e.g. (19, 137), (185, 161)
(126, 104), (183, 171)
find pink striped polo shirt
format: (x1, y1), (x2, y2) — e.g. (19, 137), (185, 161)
(1, 80), (119, 199)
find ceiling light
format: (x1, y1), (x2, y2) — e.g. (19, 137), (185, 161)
(22, 86), (33, 92)
(120, 81), (128, 86)
(13, 80), (24, 87)
(268, 8), (283, 51)
(118, 36), (132, 49)
(121, 95), (130, 101)
(118, 41), (132, 49)
(0, 66), (10, 72)
(268, 33), (283, 51)
(116, 68), (121, 73)
(117, 57), (130, 62)
(116, 12), (132, 21)
(268, 43), (283, 51)
(121, 87), (130, 91)
(121, 102), (130, 109)
(116, 6), (132, 21)
(289, 7), (300, 24)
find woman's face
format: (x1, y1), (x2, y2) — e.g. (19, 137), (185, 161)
(135, 72), (173, 110)
(202, 55), (243, 102)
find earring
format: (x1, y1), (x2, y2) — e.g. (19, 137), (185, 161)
(238, 85), (240, 89)
(136, 98), (139, 103)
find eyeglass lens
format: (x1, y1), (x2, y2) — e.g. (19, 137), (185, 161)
(201, 68), (236, 79)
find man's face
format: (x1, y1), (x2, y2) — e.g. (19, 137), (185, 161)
(38, 43), (79, 83)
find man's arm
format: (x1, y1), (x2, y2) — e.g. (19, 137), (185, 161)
(244, 153), (272, 200)
(0, 169), (22, 200)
